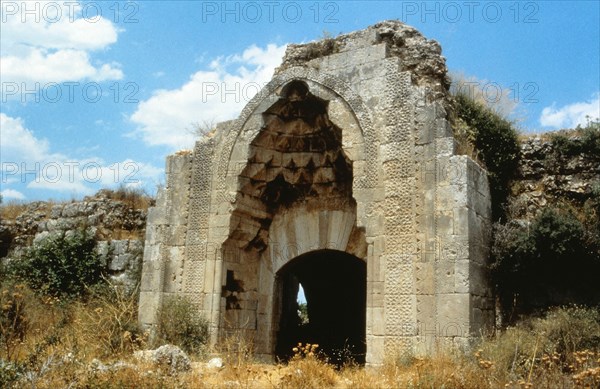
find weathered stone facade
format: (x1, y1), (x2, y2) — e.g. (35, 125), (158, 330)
(138, 21), (493, 365)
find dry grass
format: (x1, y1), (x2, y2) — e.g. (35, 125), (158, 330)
(3, 295), (599, 388)
(103, 227), (145, 241)
(3, 346), (599, 388)
(453, 117), (480, 162)
(98, 186), (154, 212)
(72, 283), (147, 359)
(536, 127), (585, 141)
(0, 202), (29, 221)
(0, 201), (55, 222)
(0, 186), (153, 223)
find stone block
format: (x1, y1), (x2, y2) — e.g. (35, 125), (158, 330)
(415, 262), (434, 295)
(436, 118), (453, 138)
(138, 290), (161, 325)
(146, 206), (167, 226)
(437, 293), (470, 331)
(140, 265), (162, 293)
(436, 137), (456, 157)
(454, 260), (470, 294)
(435, 259), (456, 294)
(163, 257), (183, 293)
(366, 336), (385, 365)
(452, 206), (469, 236)
(416, 295), (435, 327)
(435, 211), (453, 234)
(371, 307), (385, 336)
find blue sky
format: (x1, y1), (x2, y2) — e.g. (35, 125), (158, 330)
(1, 0), (599, 202)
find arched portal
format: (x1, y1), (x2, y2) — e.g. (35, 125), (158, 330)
(140, 23), (495, 366)
(218, 78), (366, 358)
(275, 249), (366, 365)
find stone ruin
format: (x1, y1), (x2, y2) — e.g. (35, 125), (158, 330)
(138, 20), (493, 365)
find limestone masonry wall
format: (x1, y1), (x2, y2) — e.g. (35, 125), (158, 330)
(1, 127), (596, 365)
(0, 189), (148, 286)
(138, 20), (494, 365)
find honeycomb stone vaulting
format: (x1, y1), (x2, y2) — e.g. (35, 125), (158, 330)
(138, 20), (493, 365)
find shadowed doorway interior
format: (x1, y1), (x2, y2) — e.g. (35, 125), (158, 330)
(275, 249), (366, 365)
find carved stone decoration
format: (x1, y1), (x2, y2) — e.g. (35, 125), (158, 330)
(138, 20), (493, 365)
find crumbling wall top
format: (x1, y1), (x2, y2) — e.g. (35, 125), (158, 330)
(275, 20), (449, 94)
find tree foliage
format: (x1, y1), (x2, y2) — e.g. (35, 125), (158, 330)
(550, 118), (600, 158)
(453, 92), (521, 221)
(491, 207), (600, 322)
(9, 230), (107, 298)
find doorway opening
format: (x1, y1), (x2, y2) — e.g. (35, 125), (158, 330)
(275, 250), (366, 366)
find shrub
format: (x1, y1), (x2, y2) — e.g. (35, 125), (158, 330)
(492, 207), (600, 320)
(0, 279), (70, 365)
(580, 120), (600, 154)
(0, 360), (23, 389)
(550, 119), (600, 158)
(550, 132), (579, 156)
(476, 305), (600, 385)
(103, 186), (154, 211)
(74, 282), (147, 358)
(298, 302), (309, 325)
(8, 230), (107, 298)
(539, 306), (600, 356)
(156, 296), (209, 355)
(453, 92), (521, 221)
(0, 283), (28, 360)
(586, 182), (600, 232)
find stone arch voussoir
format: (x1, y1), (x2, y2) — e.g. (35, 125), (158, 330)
(268, 208), (363, 276)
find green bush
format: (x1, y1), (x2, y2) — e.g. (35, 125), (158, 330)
(550, 119), (600, 158)
(0, 360), (23, 389)
(580, 121), (600, 154)
(492, 207), (600, 320)
(8, 230), (107, 298)
(156, 296), (209, 355)
(589, 182), (600, 221)
(539, 306), (600, 355)
(298, 302), (309, 325)
(453, 93), (521, 221)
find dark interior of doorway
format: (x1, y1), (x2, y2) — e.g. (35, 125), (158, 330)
(275, 250), (366, 366)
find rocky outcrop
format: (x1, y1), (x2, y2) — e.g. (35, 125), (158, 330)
(0, 189), (152, 285)
(509, 132), (599, 218)
(134, 345), (191, 374)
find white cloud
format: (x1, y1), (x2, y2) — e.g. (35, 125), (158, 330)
(1, 113), (162, 196)
(1, 189), (26, 201)
(1, 4), (118, 52)
(26, 170), (95, 194)
(540, 93), (600, 129)
(130, 43), (287, 149)
(94, 158), (164, 189)
(1, 1), (122, 86)
(2, 48), (123, 84)
(0, 113), (65, 163)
